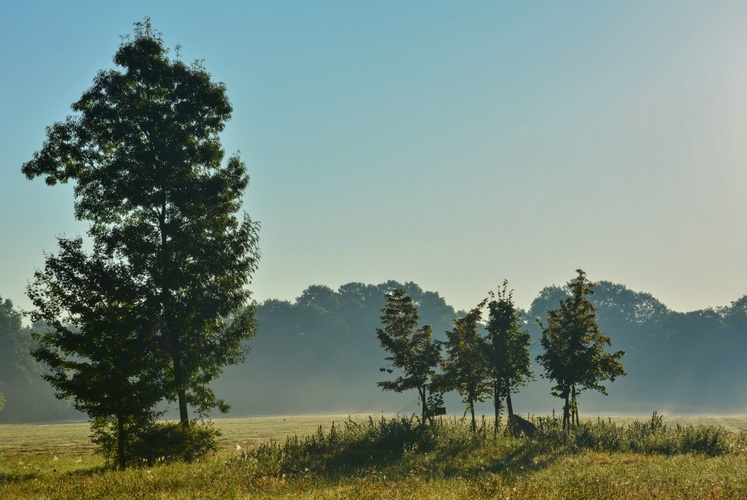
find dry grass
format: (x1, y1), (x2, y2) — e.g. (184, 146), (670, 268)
(4, 413), (745, 456)
(2, 414), (747, 499)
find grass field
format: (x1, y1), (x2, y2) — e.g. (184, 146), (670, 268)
(2, 414), (747, 498)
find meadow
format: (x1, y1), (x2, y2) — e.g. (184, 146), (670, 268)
(2, 413), (747, 499)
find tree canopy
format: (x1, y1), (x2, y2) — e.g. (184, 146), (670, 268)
(485, 281), (533, 434)
(376, 289), (442, 421)
(440, 301), (491, 432)
(28, 238), (164, 468)
(536, 270), (625, 429)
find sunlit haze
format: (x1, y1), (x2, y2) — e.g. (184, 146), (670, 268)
(3, 1), (747, 315)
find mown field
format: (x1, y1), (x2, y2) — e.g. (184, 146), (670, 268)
(2, 414), (747, 499)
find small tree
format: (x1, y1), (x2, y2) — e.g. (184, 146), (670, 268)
(28, 238), (164, 469)
(485, 281), (533, 435)
(440, 301), (491, 433)
(376, 289), (441, 422)
(536, 269), (626, 429)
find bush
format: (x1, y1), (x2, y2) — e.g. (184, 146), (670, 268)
(94, 418), (220, 467)
(131, 420), (220, 464)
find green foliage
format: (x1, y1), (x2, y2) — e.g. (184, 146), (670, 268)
(376, 289), (442, 421)
(27, 237), (165, 469)
(93, 418), (219, 467)
(21, 17), (259, 433)
(485, 280), (533, 433)
(440, 302), (491, 432)
(536, 270), (626, 429)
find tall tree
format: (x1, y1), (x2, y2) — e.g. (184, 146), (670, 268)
(28, 238), (164, 469)
(21, 19), (260, 427)
(440, 301), (491, 433)
(485, 281), (533, 435)
(376, 289), (442, 422)
(536, 269), (626, 429)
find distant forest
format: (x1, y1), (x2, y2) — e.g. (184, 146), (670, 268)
(3, 279), (747, 423)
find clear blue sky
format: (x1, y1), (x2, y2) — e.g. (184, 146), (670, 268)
(2, 1), (747, 314)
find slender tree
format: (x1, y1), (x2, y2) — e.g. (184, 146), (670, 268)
(21, 20), (260, 427)
(536, 269), (626, 429)
(440, 301), (491, 433)
(28, 238), (163, 469)
(485, 281), (533, 435)
(376, 289), (442, 422)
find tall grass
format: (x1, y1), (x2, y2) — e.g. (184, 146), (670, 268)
(532, 411), (741, 456)
(237, 411), (740, 476)
(3, 414), (747, 498)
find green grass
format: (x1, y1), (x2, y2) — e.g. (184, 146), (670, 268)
(2, 414), (747, 499)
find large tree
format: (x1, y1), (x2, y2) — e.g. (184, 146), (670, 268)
(485, 281), (533, 435)
(440, 301), (491, 433)
(376, 289), (442, 422)
(536, 270), (626, 429)
(21, 20), (260, 427)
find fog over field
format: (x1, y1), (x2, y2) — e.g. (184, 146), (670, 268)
(3, 278), (747, 424)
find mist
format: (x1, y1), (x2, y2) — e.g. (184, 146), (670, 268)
(3, 279), (747, 424)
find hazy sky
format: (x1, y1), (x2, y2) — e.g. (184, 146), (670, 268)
(2, 1), (747, 315)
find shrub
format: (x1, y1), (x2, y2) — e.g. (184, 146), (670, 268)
(94, 419), (220, 467)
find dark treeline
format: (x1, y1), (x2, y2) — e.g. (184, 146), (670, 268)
(3, 279), (747, 423)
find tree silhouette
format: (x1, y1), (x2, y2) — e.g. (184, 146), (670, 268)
(440, 301), (491, 433)
(21, 19), (259, 429)
(485, 281), (533, 435)
(376, 289), (442, 422)
(28, 238), (163, 469)
(536, 270), (625, 429)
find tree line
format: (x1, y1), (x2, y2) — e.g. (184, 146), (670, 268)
(6, 278), (747, 423)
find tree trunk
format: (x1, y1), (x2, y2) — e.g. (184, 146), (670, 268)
(173, 344), (189, 428)
(419, 386), (427, 422)
(117, 412), (126, 470)
(571, 386), (579, 427)
(562, 390), (570, 430)
(160, 195), (190, 428)
(178, 389), (189, 428)
(167, 317), (190, 428)
(493, 382), (501, 436)
(506, 391), (516, 437)
(469, 399), (476, 434)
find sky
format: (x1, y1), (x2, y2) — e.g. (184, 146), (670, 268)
(2, 1), (747, 315)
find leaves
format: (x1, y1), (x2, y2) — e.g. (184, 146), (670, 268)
(536, 269), (626, 428)
(22, 19), (260, 441)
(376, 289), (441, 420)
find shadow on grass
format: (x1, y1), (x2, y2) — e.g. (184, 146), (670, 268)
(1, 472), (41, 483)
(235, 416), (567, 482)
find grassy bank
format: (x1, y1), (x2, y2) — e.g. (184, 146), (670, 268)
(2, 414), (747, 498)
